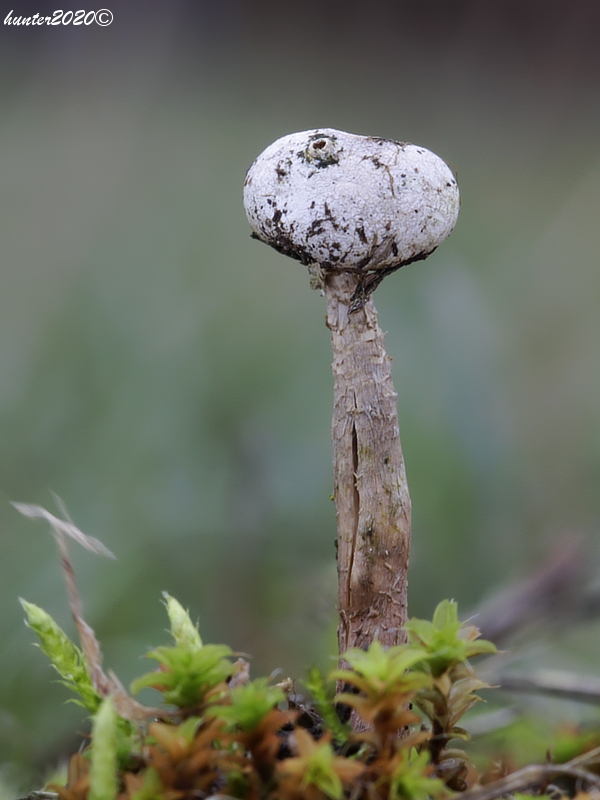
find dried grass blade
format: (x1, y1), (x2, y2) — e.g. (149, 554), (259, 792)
(11, 502), (115, 559)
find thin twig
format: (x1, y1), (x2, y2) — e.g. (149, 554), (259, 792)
(565, 743), (600, 768)
(495, 669), (600, 705)
(16, 793), (59, 800)
(460, 764), (600, 800)
(475, 538), (585, 647)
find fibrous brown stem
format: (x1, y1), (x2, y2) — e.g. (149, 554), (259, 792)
(325, 272), (411, 655)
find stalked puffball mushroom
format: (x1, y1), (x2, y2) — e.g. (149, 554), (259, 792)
(243, 129), (459, 657)
(244, 128), (459, 311)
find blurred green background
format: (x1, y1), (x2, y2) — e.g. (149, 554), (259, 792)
(2, 0), (600, 789)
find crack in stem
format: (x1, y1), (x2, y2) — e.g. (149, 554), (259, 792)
(348, 413), (360, 607)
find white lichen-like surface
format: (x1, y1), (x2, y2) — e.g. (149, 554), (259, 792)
(243, 128), (460, 274)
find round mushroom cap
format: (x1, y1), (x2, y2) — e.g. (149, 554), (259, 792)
(243, 128), (459, 274)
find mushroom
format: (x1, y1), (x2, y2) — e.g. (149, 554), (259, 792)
(243, 128), (459, 655)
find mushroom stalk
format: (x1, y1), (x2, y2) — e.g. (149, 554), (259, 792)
(243, 127), (459, 658)
(326, 272), (411, 653)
